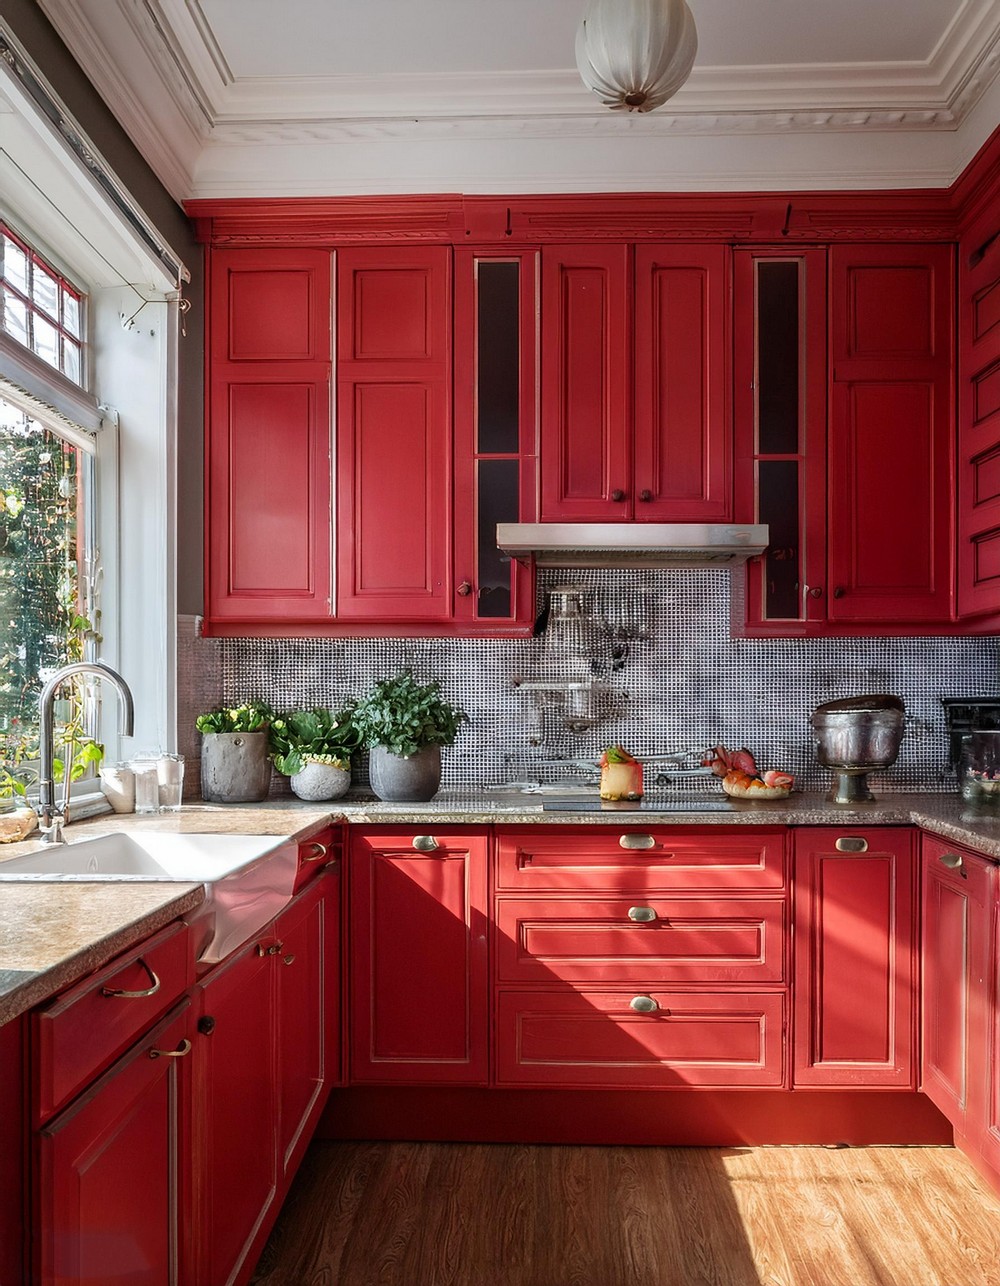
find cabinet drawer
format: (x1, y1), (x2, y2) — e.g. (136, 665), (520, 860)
(496, 989), (785, 1087)
(34, 920), (193, 1123)
(922, 834), (996, 901)
(495, 898), (786, 984)
(294, 824), (341, 891)
(496, 828), (786, 892)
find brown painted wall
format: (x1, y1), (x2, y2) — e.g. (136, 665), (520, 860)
(1, 0), (205, 615)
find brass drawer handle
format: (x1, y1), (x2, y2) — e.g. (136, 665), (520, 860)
(939, 852), (966, 875)
(835, 837), (869, 853)
(149, 1038), (192, 1060)
(619, 834), (655, 851)
(102, 958), (161, 999)
(302, 842), (328, 862)
(629, 995), (659, 1014)
(413, 835), (439, 852)
(627, 906), (657, 923)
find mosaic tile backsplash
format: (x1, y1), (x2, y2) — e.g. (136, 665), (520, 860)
(185, 570), (1000, 795)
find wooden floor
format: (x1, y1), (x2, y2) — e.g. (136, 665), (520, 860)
(252, 1141), (1000, 1286)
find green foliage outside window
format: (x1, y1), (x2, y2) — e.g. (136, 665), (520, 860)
(0, 403), (101, 802)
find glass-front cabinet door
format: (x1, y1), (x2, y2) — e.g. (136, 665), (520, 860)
(453, 250), (537, 632)
(732, 248), (827, 634)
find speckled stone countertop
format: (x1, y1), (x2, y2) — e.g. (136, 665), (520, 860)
(3, 790), (1000, 1027)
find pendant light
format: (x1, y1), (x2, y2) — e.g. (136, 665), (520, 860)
(575, 0), (698, 113)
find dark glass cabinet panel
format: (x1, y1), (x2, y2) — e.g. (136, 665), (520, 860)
(476, 261), (520, 455)
(757, 261), (800, 455)
(476, 459), (519, 617)
(758, 459), (800, 620)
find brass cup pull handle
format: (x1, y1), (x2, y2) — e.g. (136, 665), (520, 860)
(835, 837), (869, 853)
(413, 835), (439, 852)
(283, 954), (296, 966)
(619, 834), (655, 851)
(939, 852), (966, 875)
(302, 842), (328, 862)
(102, 958), (161, 999)
(627, 906), (657, 923)
(149, 1038), (192, 1060)
(629, 995), (659, 1014)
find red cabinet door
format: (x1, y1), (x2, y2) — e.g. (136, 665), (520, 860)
(793, 829), (916, 1088)
(274, 871), (338, 1184)
(349, 830), (489, 1083)
(634, 244), (730, 520)
(921, 836), (994, 1130)
(191, 940), (277, 1286)
(206, 248), (333, 627)
(540, 244), (630, 520)
(36, 1003), (192, 1286)
(0, 1017), (23, 1286)
(336, 247), (451, 620)
(828, 244), (954, 623)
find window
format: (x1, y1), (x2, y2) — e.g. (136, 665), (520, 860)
(1, 225), (84, 386)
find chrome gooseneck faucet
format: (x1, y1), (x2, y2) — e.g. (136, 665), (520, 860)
(37, 661), (135, 845)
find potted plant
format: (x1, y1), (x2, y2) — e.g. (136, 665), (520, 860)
(195, 700), (275, 803)
(268, 706), (362, 801)
(353, 670), (467, 802)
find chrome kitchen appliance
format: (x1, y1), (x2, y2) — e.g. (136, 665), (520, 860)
(810, 694), (905, 804)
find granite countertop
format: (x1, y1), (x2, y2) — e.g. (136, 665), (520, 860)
(4, 790), (1000, 1027)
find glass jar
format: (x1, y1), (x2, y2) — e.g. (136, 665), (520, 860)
(959, 731), (1000, 805)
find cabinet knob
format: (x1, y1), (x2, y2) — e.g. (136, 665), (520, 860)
(619, 833), (656, 850)
(282, 954), (296, 966)
(266, 942), (284, 956)
(627, 906), (657, 923)
(457, 581), (473, 597)
(197, 1015), (216, 1036)
(629, 995), (659, 1014)
(413, 835), (439, 851)
(833, 586), (846, 599)
(149, 1038), (192, 1060)
(835, 837), (869, 853)
(938, 851), (966, 876)
(638, 489), (653, 503)
(610, 489), (626, 503)
(807, 586), (823, 599)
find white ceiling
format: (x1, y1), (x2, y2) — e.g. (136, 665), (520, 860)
(32, 0), (1000, 202)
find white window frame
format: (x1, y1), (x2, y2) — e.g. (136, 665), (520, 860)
(0, 24), (188, 811)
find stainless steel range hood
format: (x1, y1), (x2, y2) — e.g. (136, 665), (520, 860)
(496, 523), (769, 569)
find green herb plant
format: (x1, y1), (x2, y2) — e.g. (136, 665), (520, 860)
(195, 700), (275, 735)
(269, 707), (362, 777)
(353, 671), (467, 759)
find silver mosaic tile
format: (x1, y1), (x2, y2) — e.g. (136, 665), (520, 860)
(204, 570), (999, 794)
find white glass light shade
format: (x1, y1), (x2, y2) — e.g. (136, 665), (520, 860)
(575, 0), (698, 113)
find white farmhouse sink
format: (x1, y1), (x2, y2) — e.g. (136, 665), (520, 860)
(0, 831), (299, 964)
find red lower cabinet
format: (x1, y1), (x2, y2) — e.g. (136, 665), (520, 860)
(36, 1003), (193, 1286)
(922, 835), (996, 1140)
(793, 828), (917, 1088)
(496, 990), (784, 1087)
(349, 829), (489, 1084)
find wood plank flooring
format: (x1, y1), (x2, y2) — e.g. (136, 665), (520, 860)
(252, 1141), (1000, 1286)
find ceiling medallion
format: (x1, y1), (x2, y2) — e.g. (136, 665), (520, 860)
(575, 0), (698, 113)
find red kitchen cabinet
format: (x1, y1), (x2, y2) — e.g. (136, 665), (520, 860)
(36, 1002), (193, 1286)
(349, 829), (489, 1084)
(793, 828), (916, 1088)
(206, 248), (333, 627)
(336, 247), (452, 621)
(0, 1017), (23, 1286)
(828, 243), (954, 623)
(540, 244), (729, 522)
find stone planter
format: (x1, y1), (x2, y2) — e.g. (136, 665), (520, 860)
(200, 731), (272, 803)
(289, 761), (351, 802)
(368, 744), (442, 802)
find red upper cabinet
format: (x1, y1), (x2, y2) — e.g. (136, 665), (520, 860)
(634, 244), (730, 519)
(540, 243), (729, 522)
(336, 247), (452, 621)
(540, 244), (630, 520)
(828, 243), (954, 623)
(206, 248), (333, 628)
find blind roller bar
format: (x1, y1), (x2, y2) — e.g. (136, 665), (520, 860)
(0, 330), (102, 451)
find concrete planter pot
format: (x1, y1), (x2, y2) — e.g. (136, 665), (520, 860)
(368, 744), (442, 802)
(289, 761), (351, 802)
(200, 731), (272, 803)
